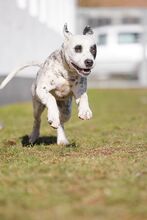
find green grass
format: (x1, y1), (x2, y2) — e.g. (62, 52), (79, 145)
(0, 89), (147, 220)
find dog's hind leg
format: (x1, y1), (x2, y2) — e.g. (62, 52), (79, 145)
(57, 97), (72, 145)
(29, 97), (45, 144)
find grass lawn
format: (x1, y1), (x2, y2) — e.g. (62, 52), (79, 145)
(0, 89), (147, 220)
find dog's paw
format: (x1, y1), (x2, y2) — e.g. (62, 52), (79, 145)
(48, 112), (60, 129)
(29, 131), (39, 144)
(57, 138), (69, 146)
(78, 108), (93, 120)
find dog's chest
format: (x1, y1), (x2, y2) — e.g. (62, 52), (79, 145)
(51, 77), (77, 99)
(55, 82), (72, 98)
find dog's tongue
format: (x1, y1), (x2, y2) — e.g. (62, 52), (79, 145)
(71, 62), (90, 75)
(81, 69), (91, 76)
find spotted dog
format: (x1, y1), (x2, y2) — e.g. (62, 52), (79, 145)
(0, 24), (97, 145)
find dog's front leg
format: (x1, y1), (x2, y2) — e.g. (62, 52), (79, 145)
(72, 78), (92, 120)
(36, 86), (60, 128)
(76, 92), (93, 120)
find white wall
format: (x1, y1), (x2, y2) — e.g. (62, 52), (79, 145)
(0, 0), (76, 77)
(16, 0), (76, 34)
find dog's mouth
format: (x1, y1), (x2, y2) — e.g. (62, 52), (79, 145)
(71, 62), (91, 76)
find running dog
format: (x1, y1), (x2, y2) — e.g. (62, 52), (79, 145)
(0, 24), (97, 145)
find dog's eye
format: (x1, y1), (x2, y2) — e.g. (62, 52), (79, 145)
(74, 45), (82, 53)
(90, 44), (97, 59)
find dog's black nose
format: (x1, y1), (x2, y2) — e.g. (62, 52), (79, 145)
(84, 59), (93, 67)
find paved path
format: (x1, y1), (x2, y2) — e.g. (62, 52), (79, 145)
(88, 79), (141, 88)
(0, 76), (33, 106)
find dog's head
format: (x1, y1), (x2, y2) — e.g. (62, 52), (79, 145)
(62, 24), (97, 77)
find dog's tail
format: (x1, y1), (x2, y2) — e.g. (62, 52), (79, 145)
(0, 61), (42, 90)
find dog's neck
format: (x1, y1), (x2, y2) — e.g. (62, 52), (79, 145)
(60, 49), (79, 81)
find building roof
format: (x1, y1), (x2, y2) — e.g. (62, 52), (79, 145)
(78, 0), (147, 7)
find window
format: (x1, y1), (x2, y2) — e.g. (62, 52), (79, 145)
(98, 34), (107, 45)
(118, 33), (141, 44)
(88, 18), (112, 28)
(122, 17), (141, 25)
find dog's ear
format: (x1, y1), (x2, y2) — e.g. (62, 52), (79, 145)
(83, 26), (94, 35)
(63, 23), (72, 39)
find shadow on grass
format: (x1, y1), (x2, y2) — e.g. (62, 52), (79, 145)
(21, 135), (78, 148)
(21, 135), (57, 147)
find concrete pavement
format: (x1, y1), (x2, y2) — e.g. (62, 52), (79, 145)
(0, 76), (34, 106)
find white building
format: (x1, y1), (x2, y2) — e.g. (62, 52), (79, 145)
(77, 6), (147, 86)
(77, 7), (143, 30)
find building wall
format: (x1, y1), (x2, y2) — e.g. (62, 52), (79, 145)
(0, 0), (76, 76)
